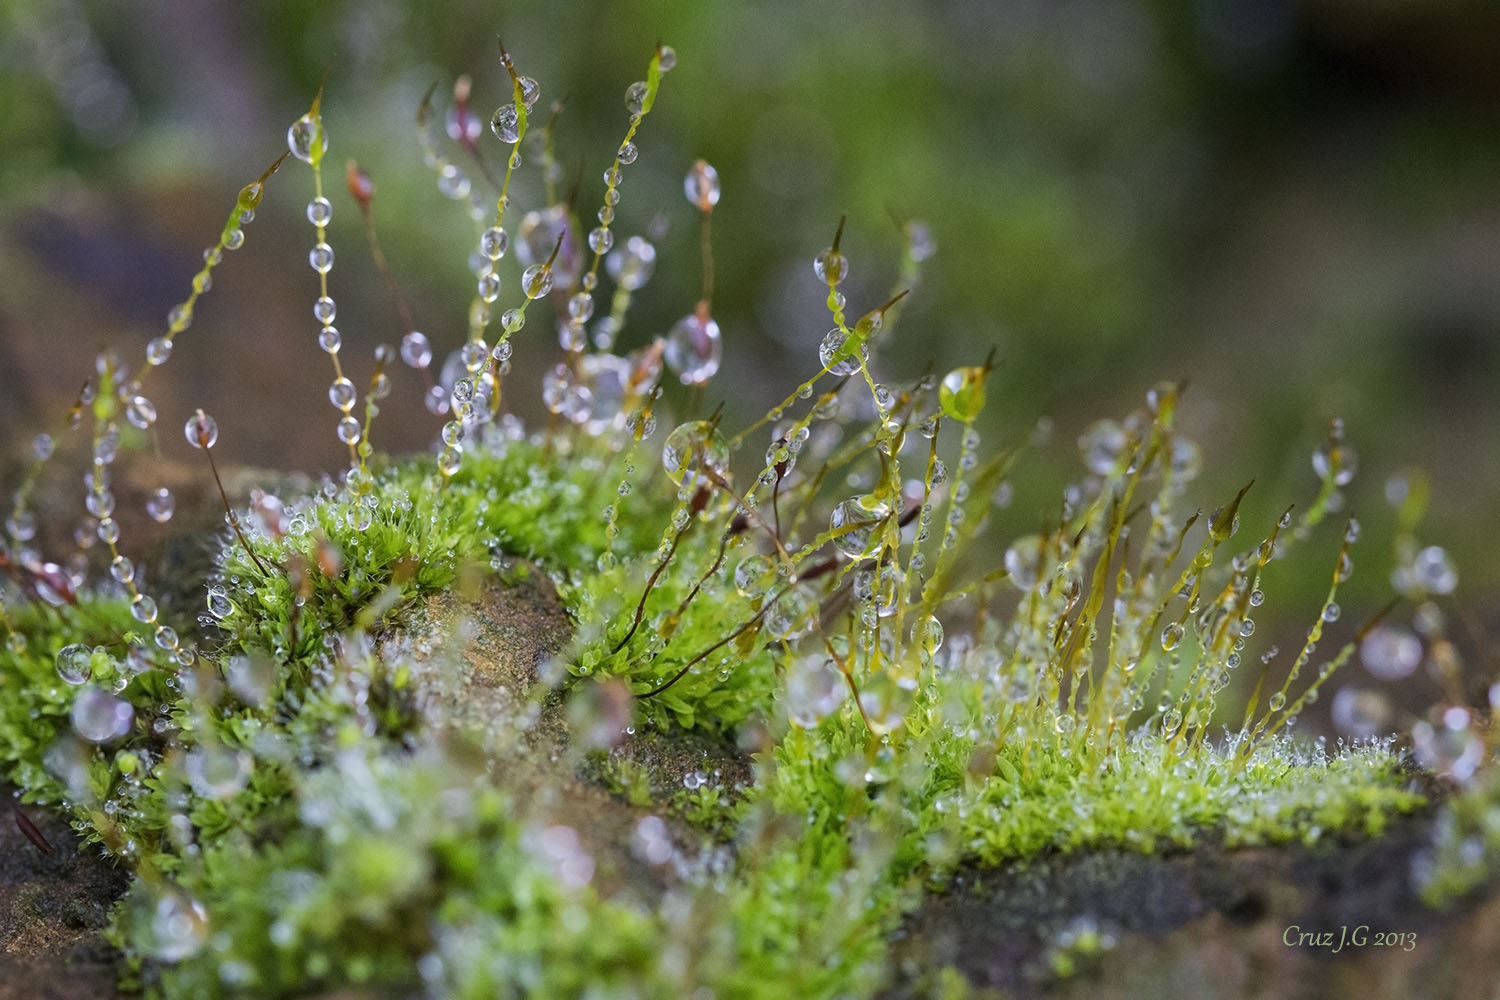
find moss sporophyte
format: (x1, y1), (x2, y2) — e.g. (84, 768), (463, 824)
(0, 38), (1493, 999)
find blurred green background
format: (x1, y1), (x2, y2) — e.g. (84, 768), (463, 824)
(1, 0), (1497, 641)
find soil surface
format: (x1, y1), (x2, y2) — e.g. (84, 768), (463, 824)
(1, 790), (130, 1000)
(885, 814), (1500, 999)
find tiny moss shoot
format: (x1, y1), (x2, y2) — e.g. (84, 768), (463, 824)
(0, 36), (1493, 1000)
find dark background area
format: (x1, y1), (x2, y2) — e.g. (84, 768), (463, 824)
(1, 0), (1496, 721)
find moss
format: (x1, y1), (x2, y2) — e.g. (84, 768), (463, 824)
(0, 34), (1479, 1000)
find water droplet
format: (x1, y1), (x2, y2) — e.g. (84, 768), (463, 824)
(624, 80), (650, 116)
(829, 498), (884, 560)
(319, 379), (360, 418)
(185, 746), (252, 799)
(399, 331), (432, 370)
(313, 296), (336, 324)
(1411, 711), (1484, 783)
(684, 159), (721, 211)
(606, 236), (656, 290)
(131, 594), (159, 625)
(661, 420), (730, 488)
(477, 270), (501, 303)
(146, 337), (172, 366)
(489, 104), (520, 143)
(1411, 546), (1457, 595)
(818, 327), (867, 377)
(184, 411), (218, 449)
(124, 394), (157, 430)
(587, 226), (615, 254)
(56, 643), (92, 684)
(1359, 624), (1422, 680)
(1004, 535), (1055, 591)
(1078, 419), (1128, 476)
(814, 248), (847, 286)
(939, 367), (988, 423)
(306, 196), (332, 226)
(146, 487), (174, 523)
(1321, 602), (1341, 623)
(765, 584), (814, 640)
(286, 113), (326, 164)
(1160, 623), (1184, 651)
(1312, 440), (1357, 486)
(1330, 687), (1392, 739)
(206, 586), (234, 620)
(522, 264), (554, 299)
(308, 242), (334, 274)
(664, 312), (721, 385)
(1268, 692), (1287, 712)
(145, 891), (208, 962)
(71, 686), (134, 743)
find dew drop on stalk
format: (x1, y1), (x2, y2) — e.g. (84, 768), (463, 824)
(734, 553), (775, 597)
(1160, 623), (1184, 651)
(818, 328), (866, 377)
(146, 337), (172, 366)
(522, 264), (554, 299)
(939, 367), (988, 423)
(489, 104), (521, 143)
(306, 196), (332, 226)
(477, 270), (501, 303)
(286, 113), (326, 163)
(72, 687), (134, 743)
(624, 80), (650, 116)
(684, 159), (720, 211)
(915, 616), (944, 657)
(663, 312), (722, 385)
(206, 586), (234, 620)
(328, 378), (356, 410)
(56, 643), (92, 684)
(588, 226), (614, 254)
(814, 247), (848, 286)
(184, 412), (217, 449)
(308, 242), (334, 274)
(829, 498), (884, 560)
(1312, 440), (1357, 486)
(661, 420), (729, 488)
(131, 594), (159, 625)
